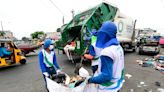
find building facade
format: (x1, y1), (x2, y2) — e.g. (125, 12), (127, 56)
(0, 30), (14, 39)
(45, 32), (61, 40)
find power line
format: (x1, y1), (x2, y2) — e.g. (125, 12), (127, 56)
(48, 0), (65, 16)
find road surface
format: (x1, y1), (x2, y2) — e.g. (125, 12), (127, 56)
(0, 49), (164, 92)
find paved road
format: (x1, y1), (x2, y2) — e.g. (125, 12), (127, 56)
(0, 49), (164, 92)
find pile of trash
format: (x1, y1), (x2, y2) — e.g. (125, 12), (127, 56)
(45, 67), (98, 92)
(136, 55), (164, 74)
(50, 67), (89, 88)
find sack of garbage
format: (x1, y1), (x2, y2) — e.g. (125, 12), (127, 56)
(45, 67), (98, 92)
(45, 76), (98, 92)
(45, 76), (72, 92)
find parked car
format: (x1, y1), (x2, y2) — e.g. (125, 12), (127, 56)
(159, 37), (164, 48)
(137, 36), (160, 55)
(15, 40), (39, 56)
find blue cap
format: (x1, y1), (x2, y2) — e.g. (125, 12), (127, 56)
(44, 39), (52, 49)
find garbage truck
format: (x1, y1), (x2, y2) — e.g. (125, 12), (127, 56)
(114, 12), (136, 52)
(56, 2), (136, 61)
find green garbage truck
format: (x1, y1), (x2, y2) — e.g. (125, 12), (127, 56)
(56, 2), (136, 60)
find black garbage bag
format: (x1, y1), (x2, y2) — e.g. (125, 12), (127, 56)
(74, 79), (85, 87)
(52, 73), (66, 83)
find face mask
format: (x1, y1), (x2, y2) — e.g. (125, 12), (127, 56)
(49, 45), (54, 50)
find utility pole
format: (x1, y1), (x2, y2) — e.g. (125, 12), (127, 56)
(71, 9), (75, 19)
(62, 16), (65, 25)
(1, 21), (4, 31)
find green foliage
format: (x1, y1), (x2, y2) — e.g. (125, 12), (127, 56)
(0, 31), (5, 36)
(30, 31), (44, 39)
(22, 37), (29, 41)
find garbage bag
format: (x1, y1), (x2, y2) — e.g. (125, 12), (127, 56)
(45, 77), (72, 92)
(83, 84), (98, 92)
(45, 77), (98, 92)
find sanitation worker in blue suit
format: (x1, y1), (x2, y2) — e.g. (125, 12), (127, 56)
(38, 39), (61, 91)
(88, 21), (124, 92)
(84, 29), (102, 74)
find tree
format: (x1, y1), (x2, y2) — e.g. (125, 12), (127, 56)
(22, 37), (29, 41)
(0, 31), (5, 37)
(30, 31), (44, 39)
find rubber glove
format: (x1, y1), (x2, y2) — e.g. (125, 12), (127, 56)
(57, 69), (62, 74)
(43, 72), (49, 77)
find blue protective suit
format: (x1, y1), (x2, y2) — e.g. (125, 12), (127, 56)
(38, 39), (60, 73)
(38, 51), (60, 73)
(88, 21), (120, 84)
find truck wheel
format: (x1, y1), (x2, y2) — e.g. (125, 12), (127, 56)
(156, 50), (160, 55)
(20, 59), (26, 64)
(132, 48), (136, 52)
(136, 47), (139, 54)
(137, 48), (143, 55)
(139, 50), (143, 55)
(62, 50), (65, 54)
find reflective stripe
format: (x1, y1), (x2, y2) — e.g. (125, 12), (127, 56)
(43, 51), (54, 67)
(100, 69), (124, 87)
(91, 36), (97, 44)
(99, 78), (123, 90)
(100, 81), (114, 87)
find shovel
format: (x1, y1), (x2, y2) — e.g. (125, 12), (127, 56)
(74, 46), (88, 75)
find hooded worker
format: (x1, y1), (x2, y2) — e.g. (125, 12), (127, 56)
(88, 21), (124, 92)
(38, 39), (61, 77)
(84, 29), (101, 74)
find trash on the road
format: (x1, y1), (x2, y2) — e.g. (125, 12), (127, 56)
(125, 73), (132, 79)
(140, 81), (145, 85)
(149, 89), (153, 92)
(157, 88), (164, 92)
(129, 89), (134, 92)
(136, 55), (164, 74)
(159, 68), (164, 74)
(136, 60), (143, 65)
(137, 85), (142, 88)
(143, 85), (148, 87)
(144, 89), (148, 92)
(137, 81), (148, 88)
(155, 81), (161, 87)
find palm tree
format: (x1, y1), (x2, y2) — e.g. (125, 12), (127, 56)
(0, 31), (5, 37)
